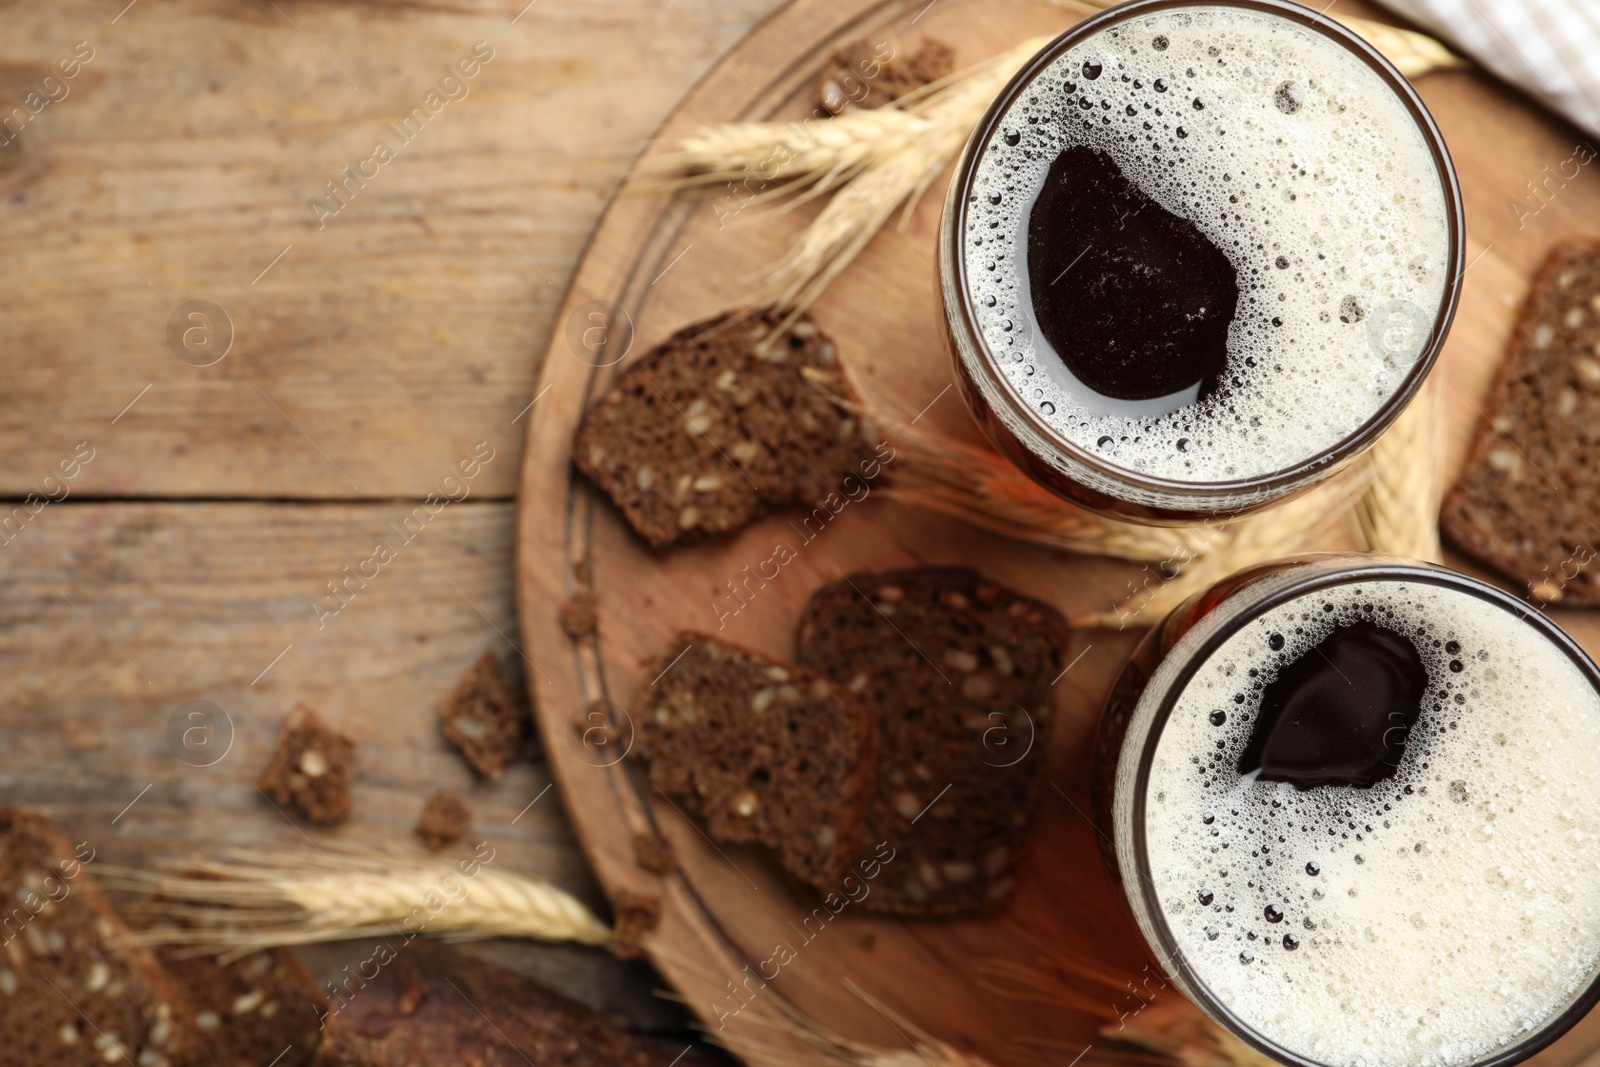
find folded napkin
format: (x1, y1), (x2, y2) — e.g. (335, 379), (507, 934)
(1376, 0), (1600, 138)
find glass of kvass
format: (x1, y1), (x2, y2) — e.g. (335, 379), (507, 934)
(939, 0), (1465, 522)
(1093, 554), (1600, 1067)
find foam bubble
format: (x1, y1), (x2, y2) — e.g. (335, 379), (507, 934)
(966, 7), (1450, 482)
(1146, 580), (1600, 1066)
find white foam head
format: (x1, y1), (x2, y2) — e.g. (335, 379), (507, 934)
(964, 5), (1451, 483)
(1144, 579), (1600, 1067)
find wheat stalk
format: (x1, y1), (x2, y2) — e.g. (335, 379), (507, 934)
(649, 106), (933, 206)
(825, 346), (1428, 609)
(111, 845), (612, 952)
(753, 36), (1049, 321)
(1071, 461), (1373, 629)
(1355, 377), (1445, 562)
(1103, 998), (1281, 1067)
(873, 421), (1212, 561)
(830, 336), (1441, 627)
(721, 1030), (995, 1067)
(815, 361), (1209, 561)
(1332, 15), (1469, 79)
(978, 948), (1278, 1067)
(712, 986), (1002, 1067)
(652, 13), (1461, 318)
(650, 36), (1049, 324)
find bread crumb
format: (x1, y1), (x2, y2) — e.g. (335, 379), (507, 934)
(816, 37), (955, 113)
(558, 590), (599, 639)
(256, 705), (353, 825)
(441, 652), (530, 779)
(609, 888), (661, 960)
(417, 792), (472, 851)
(632, 830), (677, 875)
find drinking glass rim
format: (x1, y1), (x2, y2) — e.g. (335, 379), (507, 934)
(946, 0), (1468, 502)
(1122, 558), (1600, 1067)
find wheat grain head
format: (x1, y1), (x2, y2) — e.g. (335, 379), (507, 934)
(111, 845), (613, 952)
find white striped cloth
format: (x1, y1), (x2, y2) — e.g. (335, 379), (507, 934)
(1374, 0), (1600, 138)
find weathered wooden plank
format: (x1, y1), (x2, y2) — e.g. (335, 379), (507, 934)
(0, 497), (705, 1027)
(0, 0), (780, 499)
(0, 499), (564, 866)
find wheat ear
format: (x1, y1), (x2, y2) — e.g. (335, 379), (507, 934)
(647, 106), (933, 205)
(711, 984), (1001, 1067)
(112, 845), (612, 951)
(979, 947), (1281, 1067)
(752, 37), (1051, 320)
(1332, 15), (1469, 79)
(1355, 378), (1444, 562)
(1071, 463), (1373, 629)
(655, 8), (1460, 319)
(1103, 997), (1282, 1067)
(817, 360), (1210, 562)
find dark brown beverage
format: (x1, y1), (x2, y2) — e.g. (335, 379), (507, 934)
(939, 0), (1465, 522)
(1094, 556), (1600, 1067)
(1236, 619), (1427, 789)
(1027, 144), (1238, 410)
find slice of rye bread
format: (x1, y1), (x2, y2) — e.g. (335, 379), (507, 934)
(572, 310), (877, 550)
(129, 874), (328, 1067)
(0, 807), (203, 1067)
(155, 945), (326, 1066)
(633, 634), (876, 893)
(440, 652), (528, 779)
(817, 37), (955, 113)
(315, 942), (688, 1066)
(1442, 240), (1600, 604)
(795, 567), (1071, 915)
(257, 704), (355, 824)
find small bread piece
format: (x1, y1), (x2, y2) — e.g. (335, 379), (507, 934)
(817, 37), (955, 113)
(634, 634), (876, 893)
(257, 705), (354, 825)
(558, 589), (599, 638)
(632, 830), (677, 875)
(1442, 240), (1600, 604)
(441, 652), (528, 779)
(609, 888), (661, 960)
(0, 807), (203, 1067)
(573, 310), (872, 549)
(314, 942), (685, 1066)
(796, 568), (1070, 915)
(416, 792), (471, 851)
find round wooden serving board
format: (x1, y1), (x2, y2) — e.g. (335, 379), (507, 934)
(516, 2), (1600, 1064)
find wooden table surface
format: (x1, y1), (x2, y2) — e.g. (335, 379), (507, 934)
(0, 0), (786, 1040)
(5, 0), (1600, 1061)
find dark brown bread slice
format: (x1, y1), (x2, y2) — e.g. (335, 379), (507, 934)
(573, 310), (874, 549)
(1442, 240), (1600, 604)
(415, 792), (471, 851)
(440, 651), (528, 779)
(257, 704), (355, 824)
(130, 873), (328, 1067)
(315, 942), (685, 1066)
(0, 807), (203, 1067)
(633, 634), (876, 893)
(796, 567), (1070, 915)
(156, 945), (326, 1067)
(817, 37), (955, 113)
